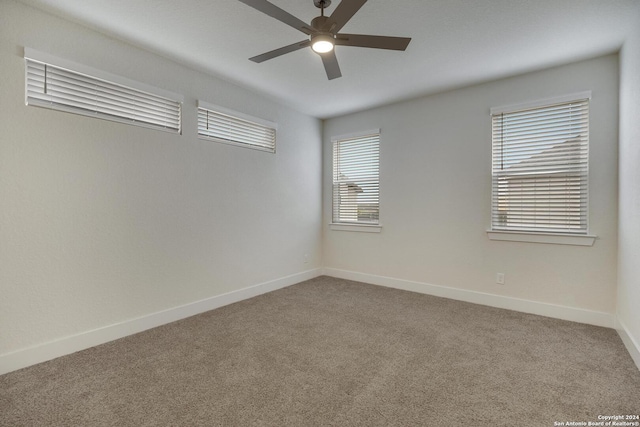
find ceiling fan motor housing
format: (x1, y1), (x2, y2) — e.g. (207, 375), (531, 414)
(311, 15), (332, 32)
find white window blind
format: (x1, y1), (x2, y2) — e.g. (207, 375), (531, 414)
(25, 57), (181, 133)
(491, 97), (589, 234)
(197, 102), (276, 153)
(332, 132), (380, 224)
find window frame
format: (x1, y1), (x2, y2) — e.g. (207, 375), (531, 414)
(197, 101), (277, 153)
(487, 92), (596, 246)
(330, 129), (382, 233)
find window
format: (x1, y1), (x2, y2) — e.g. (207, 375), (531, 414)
(25, 49), (182, 133)
(332, 131), (380, 226)
(197, 101), (276, 153)
(490, 93), (590, 236)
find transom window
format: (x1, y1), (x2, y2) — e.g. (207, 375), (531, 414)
(197, 101), (276, 153)
(25, 49), (182, 133)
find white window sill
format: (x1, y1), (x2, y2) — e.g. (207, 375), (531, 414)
(487, 230), (596, 246)
(329, 223), (382, 233)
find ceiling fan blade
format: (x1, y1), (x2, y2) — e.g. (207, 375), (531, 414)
(327, 0), (367, 33)
(250, 40), (311, 63)
(320, 50), (342, 80)
(237, 0), (315, 35)
(335, 34), (411, 51)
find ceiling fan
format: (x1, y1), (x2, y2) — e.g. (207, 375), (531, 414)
(237, 0), (412, 80)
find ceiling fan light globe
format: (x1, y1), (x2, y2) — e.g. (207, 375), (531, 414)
(311, 33), (335, 53)
(312, 40), (334, 53)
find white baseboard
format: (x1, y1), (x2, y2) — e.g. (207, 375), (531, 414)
(322, 268), (615, 328)
(615, 317), (640, 371)
(0, 268), (322, 376)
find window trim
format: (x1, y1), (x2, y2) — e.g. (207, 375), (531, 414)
(490, 91), (592, 116)
(329, 223), (382, 233)
(331, 129), (381, 230)
(489, 92), (595, 244)
(486, 230), (596, 246)
(24, 48), (183, 134)
(197, 100), (277, 153)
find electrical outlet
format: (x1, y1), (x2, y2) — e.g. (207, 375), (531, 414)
(304, 254), (309, 264)
(496, 273), (505, 285)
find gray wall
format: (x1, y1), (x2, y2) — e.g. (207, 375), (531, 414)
(323, 55), (619, 316)
(0, 1), (322, 357)
(617, 6), (640, 364)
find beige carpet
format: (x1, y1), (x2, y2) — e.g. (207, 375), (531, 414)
(1, 276), (639, 426)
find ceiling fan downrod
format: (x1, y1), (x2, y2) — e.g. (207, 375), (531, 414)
(313, 0), (332, 15)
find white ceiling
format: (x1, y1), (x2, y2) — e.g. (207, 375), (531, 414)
(18, 0), (640, 119)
